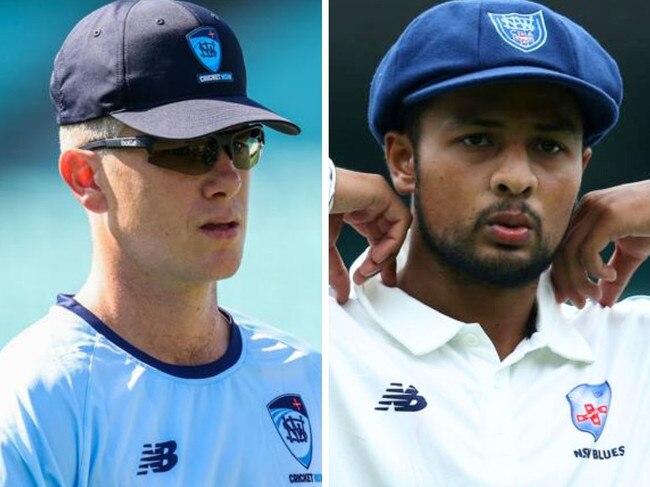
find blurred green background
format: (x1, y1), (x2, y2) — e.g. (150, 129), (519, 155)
(0, 0), (321, 350)
(330, 0), (650, 297)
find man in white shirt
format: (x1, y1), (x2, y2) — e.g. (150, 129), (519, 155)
(330, 0), (650, 485)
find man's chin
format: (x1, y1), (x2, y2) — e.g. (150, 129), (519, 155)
(188, 257), (243, 284)
(463, 258), (549, 288)
(434, 242), (552, 288)
(210, 263), (242, 282)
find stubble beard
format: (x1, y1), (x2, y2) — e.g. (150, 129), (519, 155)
(413, 174), (558, 289)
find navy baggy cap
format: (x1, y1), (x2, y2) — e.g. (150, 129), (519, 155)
(50, 0), (300, 139)
(369, 0), (623, 147)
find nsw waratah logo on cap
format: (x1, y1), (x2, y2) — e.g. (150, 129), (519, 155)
(186, 27), (233, 83)
(187, 27), (222, 72)
(488, 10), (548, 53)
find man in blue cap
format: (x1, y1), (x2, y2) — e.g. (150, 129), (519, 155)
(0, 1), (321, 485)
(330, 1), (650, 484)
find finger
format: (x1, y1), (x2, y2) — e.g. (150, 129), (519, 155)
(556, 210), (611, 304)
(571, 295), (588, 310)
(380, 258), (398, 287)
(329, 246), (351, 304)
(344, 213), (391, 247)
(352, 252), (397, 286)
(329, 214), (344, 247)
(353, 256), (397, 287)
(552, 239), (601, 306)
(344, 202), (411, 263)
(366, 233), (402, 270)
(370, 213), (411, 265)
(345, 218), (403, 277)
(564, 193), (619, 282)
(352, 232), (403, 282)
(353, 255), (381, 284)
(577, 220), (618, 282)
(598, 245), (644, 307)
(554, 263), (591, 309)
(350, 222), (411, 274)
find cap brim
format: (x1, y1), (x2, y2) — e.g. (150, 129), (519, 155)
(402, 66), (619, 147)
(111, 96), (300, 139)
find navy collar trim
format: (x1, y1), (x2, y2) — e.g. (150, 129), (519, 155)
(56, 294), (243, 379)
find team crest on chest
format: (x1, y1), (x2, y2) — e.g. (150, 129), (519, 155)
(566, 381), (611, 441)
(267, 394), (313, 469)
(487, 11), (548, 53)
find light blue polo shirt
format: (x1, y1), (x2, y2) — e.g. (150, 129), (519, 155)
(0, 295), (322, 486)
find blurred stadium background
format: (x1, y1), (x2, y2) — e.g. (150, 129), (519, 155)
(331, 0), (650, 298)
(0, 0), (321, 349)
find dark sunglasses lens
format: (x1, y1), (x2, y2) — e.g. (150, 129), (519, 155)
(147, 127), (264, 175)
(148, 142), (218, 175)
(231, 129), (264, 170)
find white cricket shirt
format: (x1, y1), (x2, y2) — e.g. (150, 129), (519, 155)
(0, 295), (322, 486)
(331, 247), (650, 486)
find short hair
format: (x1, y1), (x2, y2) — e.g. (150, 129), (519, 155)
(58, 116), (126, 153)
(396, 99), (436, 148)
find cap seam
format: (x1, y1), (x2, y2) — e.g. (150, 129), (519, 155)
(395, 13), (428, 114)
(555, 12), (581, 78)
(476, 0), (484, 70)
(52, 51), (67, 117)
(175, 0), (204, 26)
(120, 1), (140, 118)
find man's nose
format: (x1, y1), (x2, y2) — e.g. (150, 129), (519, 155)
(201, 148), (242, 199)
(489, 144), (538, 198)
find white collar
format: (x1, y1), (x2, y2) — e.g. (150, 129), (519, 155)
(350, 239), (595, 364)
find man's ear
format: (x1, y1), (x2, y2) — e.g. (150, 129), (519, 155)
(582, 147), (592, 172)
(59, 149), (107, 213)
(384, 131), (416, 195)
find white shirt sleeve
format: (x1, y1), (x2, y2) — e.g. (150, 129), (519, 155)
(328, 158), (336, 212)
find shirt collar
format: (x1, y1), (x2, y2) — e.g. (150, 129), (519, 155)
(532, 272), (595, 363)
(350, 240), (595, 363)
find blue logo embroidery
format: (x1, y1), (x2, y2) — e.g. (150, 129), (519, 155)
(566, 381), (611, 441)
(268, 394), (313, 469)
(375, 383), (427, 412)
(186, 27), (222, 72)
(137, 440), (178, 475)
(488, 11), (548, 53)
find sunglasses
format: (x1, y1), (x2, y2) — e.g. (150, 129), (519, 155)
(79, 124), (265, 175)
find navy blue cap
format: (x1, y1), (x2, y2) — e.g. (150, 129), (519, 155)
(369, 0), (623, 147)
(50, 0), (300, 139)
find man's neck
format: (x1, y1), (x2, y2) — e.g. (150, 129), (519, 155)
(75, 263), (229, 367)
(398, 238), (539, 361)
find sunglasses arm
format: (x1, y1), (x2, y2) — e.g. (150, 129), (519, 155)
(79, 137), (156, 154)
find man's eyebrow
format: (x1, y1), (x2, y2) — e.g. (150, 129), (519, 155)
(447, 117), (504, 128)
(446, 116), (580, 133)
(533, 118), (580, 134)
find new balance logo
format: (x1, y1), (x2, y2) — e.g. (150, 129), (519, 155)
(375, 383), (427, 412)
(137, 440), (178, 476)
